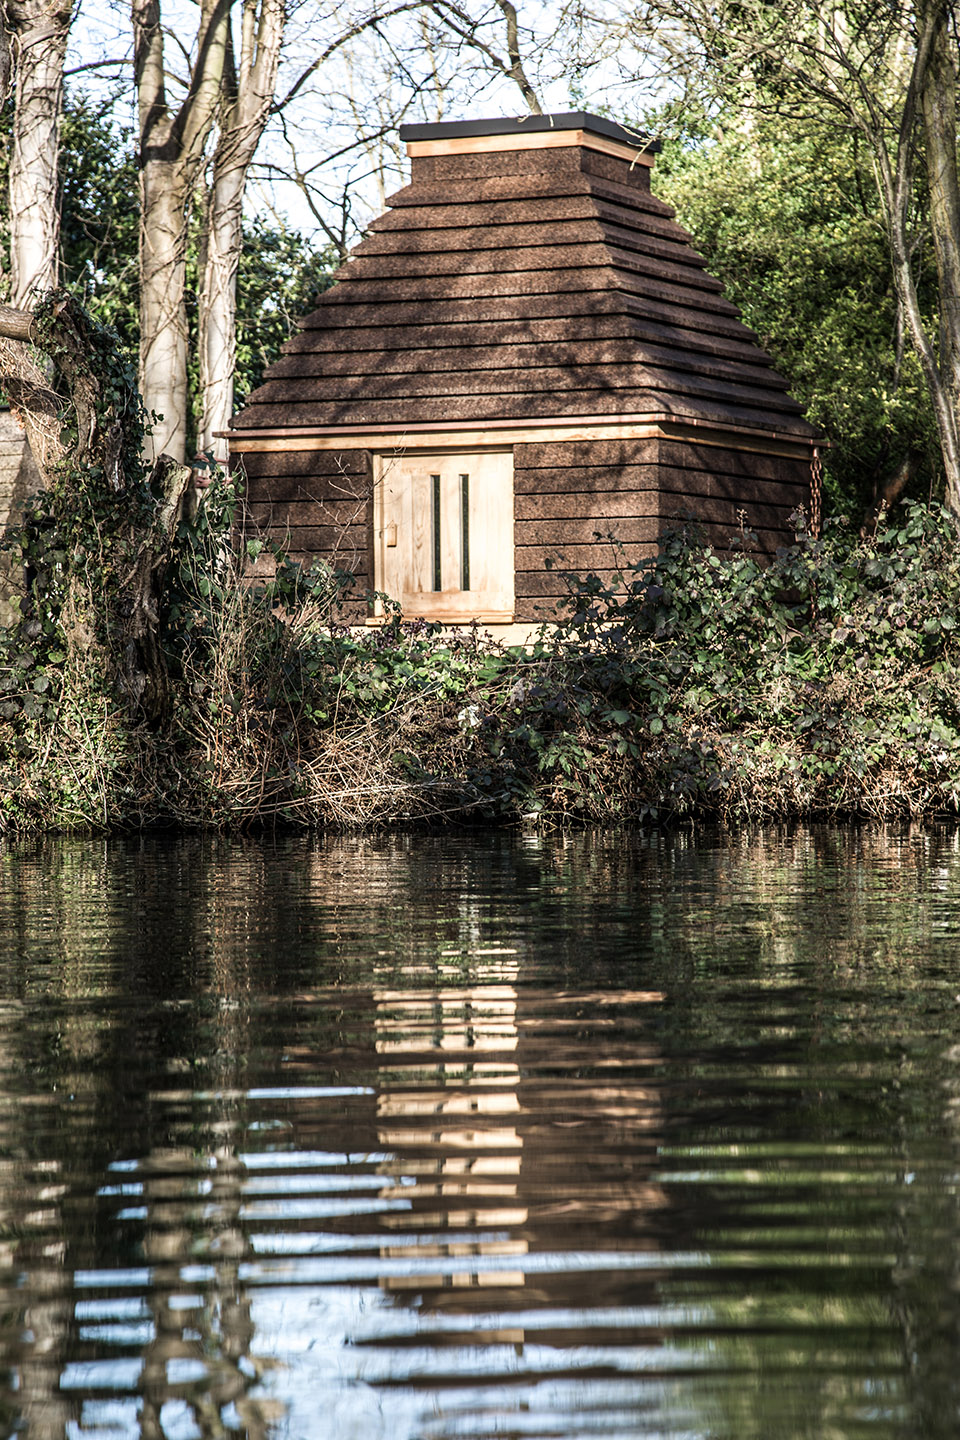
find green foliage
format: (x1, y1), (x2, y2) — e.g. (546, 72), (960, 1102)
(652, 110), (940, 515)
(524, 505), (960, 820)
(231, 217), (339, 409)
(7, 490), (960, 831)
(58, 92), (141, 354)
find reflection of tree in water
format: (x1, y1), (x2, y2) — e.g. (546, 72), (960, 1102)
(0, 837), (286, 1437)
(5, 828), (960, 1435)
(632, 825), (960, 1440)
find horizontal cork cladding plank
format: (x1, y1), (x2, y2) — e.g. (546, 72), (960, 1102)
(353, 222), (719, 283)
(269, 329), (774, 379)
(245, 498), (370, 527)
(414, 144), (655, 187)
(337, 238), (737, 316)
(515, 540), (659, 572)
(259, 554), (371, 588)
(516, 569), (650, 598)
(347, 270), (742, 322)
(245, 525), (370, 556)
(282, 302), (773, 364)
(240, 471), (371, 502)
(350, 214), (701, 266)
(658, 439), (815, 481)
(337, 238), (739, 310)
(257, 340), (797, 405)
(233, 448), (370, 479)
(515, 517), (658, 547)
(287, 288), (738, 331)
(264, 361), (804, 411)
(375, 182), (687, 236)
(383, 172), (675, 215)
(280, 300), (764, 357)
(329, 245), (732, 309)
(659, 455), (812, 492)
(593, 201), (708, 252)
(361, 203), (699, 267)
(339, 236), (696, 279)
(269, 319), (762, 371)
(366, 193), (655, 233)
(238, 470), (371, 502)
(709, 526), (797, 555)
(514, 438), (659, 468)
(660, 469), (810, 508)
(659, 495), (802, 530)
(265, 338), (792, 393)
(327, 254), (726, 303)
(413, 145), (588, 181)
(578, 148), (659, 188)
(310, 268), (722, 311)
(515, 466), (659, 495)
(229, 392), (818, 434)
(515, 489), (665, 520)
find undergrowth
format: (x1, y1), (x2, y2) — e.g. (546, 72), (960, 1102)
(3, 478), (960, 832)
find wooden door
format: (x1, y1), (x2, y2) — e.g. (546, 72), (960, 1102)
(374, 451), (514, 622)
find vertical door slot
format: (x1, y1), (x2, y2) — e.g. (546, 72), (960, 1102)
(431, 474), (442, 592)
(460, 473), (470, 592)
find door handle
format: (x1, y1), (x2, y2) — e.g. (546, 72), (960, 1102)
(385, 523), (398, 547)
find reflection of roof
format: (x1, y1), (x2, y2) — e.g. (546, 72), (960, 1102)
(230, 112), (816, 442)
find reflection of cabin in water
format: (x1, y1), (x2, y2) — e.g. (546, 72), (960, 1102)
(226, 112), (818, 632)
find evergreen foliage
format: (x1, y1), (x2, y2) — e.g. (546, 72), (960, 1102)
(653, 109), (940, 516)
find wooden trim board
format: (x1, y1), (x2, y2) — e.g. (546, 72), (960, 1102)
(406, 129), (656, 167)
(227, 415), (819, 461)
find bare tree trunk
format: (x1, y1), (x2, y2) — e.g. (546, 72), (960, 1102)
(133, 0), (231, 464)
(921, 0), (960, 512)
(869, 0), (960, 515)
(6, 0), (71, 306)
(198, 0), (284, 460)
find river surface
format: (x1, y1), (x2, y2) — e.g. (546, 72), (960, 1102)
(1, 826), (960, 1438)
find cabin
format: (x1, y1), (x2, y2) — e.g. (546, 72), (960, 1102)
(226, 112), (819, 632)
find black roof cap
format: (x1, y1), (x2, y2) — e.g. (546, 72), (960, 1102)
(399, 111), (660, 153)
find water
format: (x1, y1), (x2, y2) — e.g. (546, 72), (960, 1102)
(1, 827), (960, 1438)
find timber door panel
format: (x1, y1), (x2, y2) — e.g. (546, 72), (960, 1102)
(375, 451), (514, 622)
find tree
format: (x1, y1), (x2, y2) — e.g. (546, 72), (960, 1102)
(197, 0), (285, 459)
(208, 214), (337, 413)
(0, 292), (192, 718)
(425, 0), (543, 112)
(654, 109), (939, 515)
(623, 0), (960, 513)
(133, 0), (231, 463)
(6, 0), (71, 306)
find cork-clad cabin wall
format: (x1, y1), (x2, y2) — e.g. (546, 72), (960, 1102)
(228, 112), (819, 628)
(513, 438), (660, 620)
(236, 448), (374, 618)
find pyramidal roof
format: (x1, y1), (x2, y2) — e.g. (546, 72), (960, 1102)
(229, 112), (816, 441)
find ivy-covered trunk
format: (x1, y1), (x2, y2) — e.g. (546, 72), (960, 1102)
(0, 293), (193, 722)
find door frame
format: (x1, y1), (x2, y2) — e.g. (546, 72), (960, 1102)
(371, 448), (515, 623)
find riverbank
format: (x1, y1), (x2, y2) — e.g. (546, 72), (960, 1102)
(3, 497), (960, 833)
